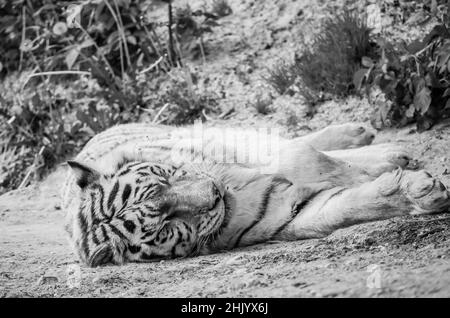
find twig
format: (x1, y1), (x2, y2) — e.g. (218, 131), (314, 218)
(105, 0), (132, 78)
(152, 103), (170, 123)
(139, 55), (164, 74)
(218, 106), (235, 119)
(173, 30), (184, 67)
(137, 106), (153, 114)
(415, 41), (434, 57)
(22, 70), (90, 89)
(27, 70), (91, 77)
(202, 109), (213, 121)
(73, 21), (116, 80)
(199, 35), (206, 64)
(18, 146), (45, 189)
(112, 0), (131, 68)
(167, 1), (175, 67)
(6, 116), (35, 140)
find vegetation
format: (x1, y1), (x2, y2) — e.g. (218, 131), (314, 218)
(264, 10), (374, 105)
(0, 0), (226, 194)
(264, 1), (450, 131)
(358, 1), (450, 131)
(1, 0), (449, 194)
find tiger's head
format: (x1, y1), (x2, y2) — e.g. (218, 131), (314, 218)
(67, 159), (230, 267)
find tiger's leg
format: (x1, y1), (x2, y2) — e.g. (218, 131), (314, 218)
(269, 141), (373, 188)
(324, 143), (412, 177)
(274, 169), (450, 240)
(293, 123), (376, 151)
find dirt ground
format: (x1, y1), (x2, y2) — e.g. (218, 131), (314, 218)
(1, 0), (450, 298)
(1, 119), (450, 298)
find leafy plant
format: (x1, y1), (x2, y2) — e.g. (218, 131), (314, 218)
(144, 67), (219, 124)
(1, 1), (163, 75)
(0, 78), (84, 192)
(262, 60), (296, 95)
(358, 5), (450, 130)
(263, 10), (375, 103)
(173, 4), (220, 61)
(251, 94), (273, 115)
(294, 10), (374, 97)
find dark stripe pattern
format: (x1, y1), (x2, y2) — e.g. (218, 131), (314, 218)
(234, 181), (277, 248)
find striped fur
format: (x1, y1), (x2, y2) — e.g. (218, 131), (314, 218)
(62, 123), (450, 266)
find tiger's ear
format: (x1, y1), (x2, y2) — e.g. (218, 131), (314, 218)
(67, 160), (101, 189)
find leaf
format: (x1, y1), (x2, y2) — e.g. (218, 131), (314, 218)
(424, 25), (450, 44)
(353, 68), (368, 91)
(65, 48), (79, 69)
(413, 87), (432, 115)
(417, 116), (434, 132)
(66, 4), (82, 28)
(19, 39), (34, 52)
(366, 3), (382, 32)
(52, 22), (67, 35)
(431, 0), (438, 16)
(127, 35), (137, 45)
(413, 77), (426, 92)
(425, 73), (442, 88)
(406, 39), (426, 54)
(443, 88), (450, 97)
(79, 39), (95, 49)
(361, 56), (374, 68)
(406, 11), (428, 25)
(445, 98), (450, 110)
(405, 104), (415, 118)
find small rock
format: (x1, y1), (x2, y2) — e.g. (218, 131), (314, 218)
(223, 255), (244, 266)
(292, 281), (308, 288)
(36, 275), (58, 285)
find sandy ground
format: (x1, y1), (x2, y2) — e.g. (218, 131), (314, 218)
(1, 0), (450, 298)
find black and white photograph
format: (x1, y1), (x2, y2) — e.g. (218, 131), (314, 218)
(1, 0), (450, 301)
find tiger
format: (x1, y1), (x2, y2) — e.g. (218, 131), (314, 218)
(61, 122), (450, 267)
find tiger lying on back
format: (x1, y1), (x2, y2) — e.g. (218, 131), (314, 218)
(62, 122), (450, 267)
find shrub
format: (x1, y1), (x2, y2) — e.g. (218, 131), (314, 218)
(0, 1), (169, 76)
(294, 10), (374, 97)
(173, 4), (220, 61)
(358, 3), (450, 131)
(262, 60), (296, 95)
(147, 68), (219, 124)
(264, 10), (375, 101)
(361, 26), (450, 131)
(0, 74), (123, 193)
(0, 65), (220, 194)
(0, 1), (226, 194)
